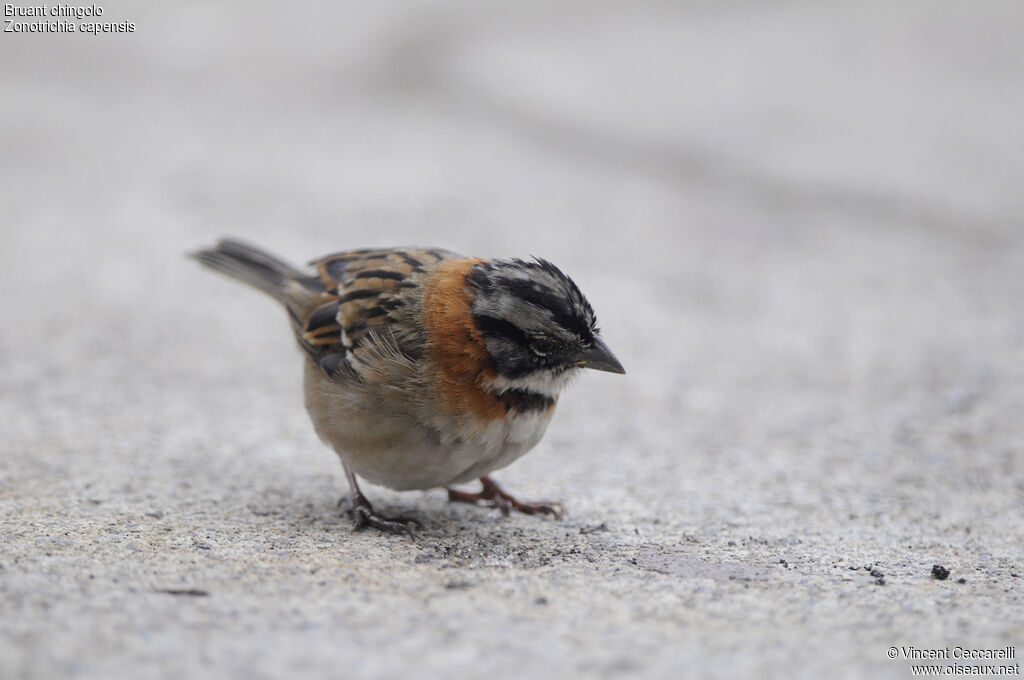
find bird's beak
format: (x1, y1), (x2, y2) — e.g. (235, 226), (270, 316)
(578, 336), (625, 374)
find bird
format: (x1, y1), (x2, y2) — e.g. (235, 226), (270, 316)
(190, 239), (624, 534)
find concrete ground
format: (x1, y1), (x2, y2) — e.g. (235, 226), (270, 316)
(2, 1), (1022, 678)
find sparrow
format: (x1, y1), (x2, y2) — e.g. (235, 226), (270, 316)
(190, 239), (624, 534)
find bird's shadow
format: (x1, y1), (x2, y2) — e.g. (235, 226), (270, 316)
(246, 485), (595, 566)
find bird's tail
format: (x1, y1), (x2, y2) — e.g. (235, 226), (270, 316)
(190, 238), (312, 300)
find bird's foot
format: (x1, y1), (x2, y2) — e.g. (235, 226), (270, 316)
(345, 494), (422, 537)
(447, 476), (564, 519)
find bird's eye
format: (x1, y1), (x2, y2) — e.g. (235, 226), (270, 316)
(530, 337), (555, 356)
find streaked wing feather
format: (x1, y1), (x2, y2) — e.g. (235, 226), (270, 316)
(297, 247), (459, 376)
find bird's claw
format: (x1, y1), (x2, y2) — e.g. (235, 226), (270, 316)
(447, 476), (565, 520)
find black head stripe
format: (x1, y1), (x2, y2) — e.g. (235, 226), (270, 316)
(518, 258), (596, 334)
(494, 275), (592, 339)
(467, 257), (602, 380)
(472, 314), (530, 348)
(466, 263), (493, 295)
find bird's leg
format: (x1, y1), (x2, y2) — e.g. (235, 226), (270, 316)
(447, 475), (564, 519)
(341, 467), (422, 536)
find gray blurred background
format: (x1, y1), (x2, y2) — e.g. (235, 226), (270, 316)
(2, 2), (1022, 679)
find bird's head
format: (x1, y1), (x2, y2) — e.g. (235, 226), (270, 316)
(467, 257), (624, 397)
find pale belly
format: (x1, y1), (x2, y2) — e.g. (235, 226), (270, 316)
(352, 411), (551, 490)
(303, 360), (554, 490)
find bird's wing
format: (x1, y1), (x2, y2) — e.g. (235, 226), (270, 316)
(297, 247), (461, 377)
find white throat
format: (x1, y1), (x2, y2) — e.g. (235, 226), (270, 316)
(485, 369), (579, 398)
